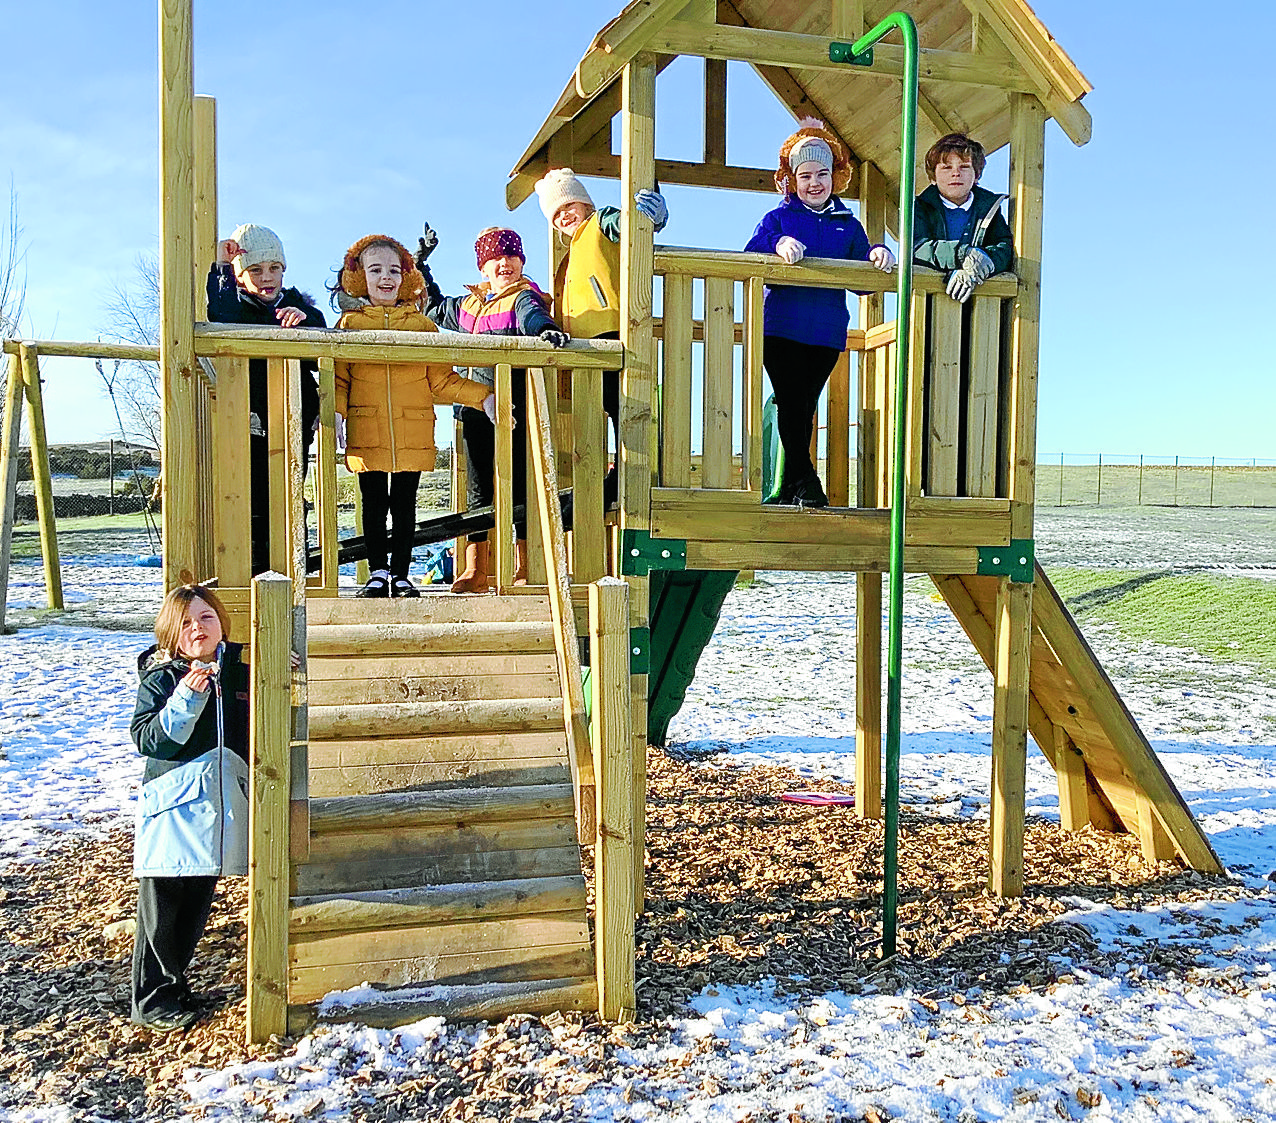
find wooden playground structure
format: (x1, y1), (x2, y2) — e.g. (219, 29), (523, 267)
(0, 0), (1224, 1044)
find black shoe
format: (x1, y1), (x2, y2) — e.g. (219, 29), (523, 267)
(132, 1006), (198, 1032)
(357, 571), (391, 598)
(391, 577), (420, 598)
(791, 474), (828, 509)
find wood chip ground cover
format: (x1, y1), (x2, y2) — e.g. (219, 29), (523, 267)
(0, 751), (1243, 1122)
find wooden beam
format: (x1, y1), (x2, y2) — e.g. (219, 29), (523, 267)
(1054, 726), (1090, 832)
(0, 352), (25, 632)
(192, 96), (217, 305)
(576, 0), (702, 98)
(704, 57), (727, 165)
(159, 0), (199, 591)
(989, 577), (1031, 897)
(831, 0), (864, 39)
(19, 346), (61, 609)
(247, 572), (292, 1044)
(572, 152), (776, 193)
(591, 579), (636, 1021)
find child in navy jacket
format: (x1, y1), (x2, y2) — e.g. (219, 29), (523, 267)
(745, 120), (895, 507)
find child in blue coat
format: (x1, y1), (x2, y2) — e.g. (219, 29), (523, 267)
(745, 120), (895, 507)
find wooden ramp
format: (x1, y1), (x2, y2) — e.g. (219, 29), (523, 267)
(933, 565), (1223, 874)
(288, 594), (596, 1032)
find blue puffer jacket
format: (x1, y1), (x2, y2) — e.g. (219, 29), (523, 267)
(744, 194), (876, 351)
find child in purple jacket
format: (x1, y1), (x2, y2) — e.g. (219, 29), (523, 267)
(745, 120), (895, 507)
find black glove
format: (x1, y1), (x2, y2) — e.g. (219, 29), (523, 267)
(415, 223), (439, 271)
(539, 328), (570, 348)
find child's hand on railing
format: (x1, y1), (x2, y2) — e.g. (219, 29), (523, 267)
(775, 236), (805, 264)
(962, 247), (996, 283)
(868, 245), (896, 273)
(483, 394), (498, 425)
(539, 328), (569, 348)
(275, 306), (306, 328)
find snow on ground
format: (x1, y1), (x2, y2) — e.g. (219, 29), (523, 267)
(3, 511), (1276, 1120)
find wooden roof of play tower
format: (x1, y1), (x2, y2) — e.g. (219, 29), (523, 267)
(507, 0), (1091, 211)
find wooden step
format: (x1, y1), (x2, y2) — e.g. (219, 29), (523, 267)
(307, 595), (552, 627)
(309, 783), (575, 834)
(308, 668), (563, 708)
(308, 621), (555, 658)
(292, 975), (598, 1033)
(309, 697), (565, 740)
(290, 875), (587, 935)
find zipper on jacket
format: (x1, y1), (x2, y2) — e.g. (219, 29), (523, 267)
(384, 307), (397, 472)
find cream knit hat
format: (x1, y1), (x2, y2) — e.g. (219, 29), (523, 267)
(534, 169), (595, 222)
(789, 136), (833, 173)
(229, 224), (286, 272)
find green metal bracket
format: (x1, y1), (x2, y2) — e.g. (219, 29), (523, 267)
(829, 41), (874, 65)
(977, 539), (1035, 583)
(629, 627), (650, 674)
(620, 529), (687, 576)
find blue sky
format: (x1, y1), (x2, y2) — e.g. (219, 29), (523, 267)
(2, 0), (1271, 460)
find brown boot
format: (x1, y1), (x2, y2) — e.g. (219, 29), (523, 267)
(451, 540), (490, 593)
(513, 539), (529, 586)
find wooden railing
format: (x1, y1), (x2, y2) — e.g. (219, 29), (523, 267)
(652, 247), (1019, 507)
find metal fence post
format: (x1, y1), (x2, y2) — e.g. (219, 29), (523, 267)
(1174, 455), (1179, 506)
(1058, 451), (1064, 506)
(1209, 457), (1215, 507)
(1138, 454), (1143, 506)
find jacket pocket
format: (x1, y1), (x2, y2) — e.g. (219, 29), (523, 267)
(399, 407), (435, 451)
(589, 276), (608, 309)
(134, 754), (220, 877)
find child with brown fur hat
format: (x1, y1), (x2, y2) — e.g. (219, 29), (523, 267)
(332, 235), (495, 598)
(745, 119), (895, 508)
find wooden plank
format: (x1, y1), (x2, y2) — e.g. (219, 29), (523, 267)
(1137, 794), (1177, 863)
(0, 352), (25, 631)
(905, 292), (927, 500)
(855, 568), (882, 821)
(265, 357), (288, 574)
(704, 56), (727, 165)
(928, 297), (961, 497)
(212, 356), (251, 585)
(308, 651), (557, 682)
(1054, 726), (1090, 832)
(248, 573), (292, 1042)
(684, 540), (979, 573)
(989, 577), (1031, 897)
(309, 760), (569, 799)
(492, 362), (514, 589)
(575, 0), (700, 97)
(309, 697), (565, 741)
(825, 351), (851, 507)
(591, 580), (635, 1020)
(307, 817), (580, 866)
(572, 367), (607, 581)
(192, 95), (217, 306)
(526, 368), (597, 844)
(314, 358), (340, 591)
(965, 296), (1000, 498)
(309, 784), (575, 833)
(309, 671), (563, 707)
(702, 277), (734, 490)
(160, 0), (199, 592)
(19, 347), (62, 608)
(307, 730), (567, 769)
(743, 277), (765, 494)
(290, 875), (587, 935)
(289, 943), (594, 1005)
(0, 339), (158, 362)
(831, 0), (864, 39)
(660, 274), (693, 490)
(306, 594), (551, 627)
(308, 621), (554, 657)
(293, 845), (583, 897)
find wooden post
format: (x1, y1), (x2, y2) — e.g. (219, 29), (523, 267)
(192, 96), (217, 314)
(284, 357), (310, 862)
(212, 356), (251, 585)
(1054, 726), (1090, 832)
(660, 274), (693, 489)
(928, 298), (961, 496)
(314, 358), (339, 593)
(702, 276), (734, 489)
(159, 0), (200, 590)
(590, 578), (635, 1021)
(572, 367), (606, 582)
(19, 346), (61, 609)
(0, 352), (25, 631)
(855, 159), (886, 819)
(1137, 794), (1177, 864)
(494, 362), (514, 589)
(826, 350), (851, 505)
(744, 276), (765, 494)
(620, 54), (657, 907)
(266, 358), (289, 575)
(704, 58), (727, 166)
(988, 93), (1045, 898)
(247, 571), (292, 1043)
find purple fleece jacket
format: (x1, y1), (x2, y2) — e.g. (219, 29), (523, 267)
(744, 194), (876, 351)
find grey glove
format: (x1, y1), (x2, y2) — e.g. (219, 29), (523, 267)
(962, 246), (996, 283)
(539, 328), (570, 348)
(945, 269), (977, 303)
(415, 223), (439, 271)
(634, 189), (668, 230)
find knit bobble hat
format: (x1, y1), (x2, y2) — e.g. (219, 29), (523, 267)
(534, 168), (595, 222)
(338, 234), (425, 304)
(230, 223), (286, 272)
(775, 118), (852, 196)
(475, 228), (526, 269)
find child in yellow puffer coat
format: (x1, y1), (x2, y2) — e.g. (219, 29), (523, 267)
(333, 234), (494, 598)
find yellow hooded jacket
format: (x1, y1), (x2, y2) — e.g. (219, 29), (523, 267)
(553, 211), (621, 338)
(335, 302), (489, 474)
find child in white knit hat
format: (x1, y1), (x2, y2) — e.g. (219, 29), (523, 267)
(533, 169), (669, 509)
(744, 120), (895, 508)
(206, 224), (327, 574)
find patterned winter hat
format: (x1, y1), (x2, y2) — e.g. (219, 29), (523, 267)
(230, 223), (286, 272)
(475, 227), (526, 269)
(534, 168), (595, 222)
(775, 118), (852, 196)
(338, 234), (425, 304)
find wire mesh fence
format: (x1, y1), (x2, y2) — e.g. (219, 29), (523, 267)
(1038, 455), (1276, 508)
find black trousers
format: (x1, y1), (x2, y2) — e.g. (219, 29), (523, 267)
(461, 370), (527, 543)
(249, 379), (319, 577)
(131, 875), (218, 1020)
(359, 470), (421, 578)
(762, 335), (842, 490)
(596, 331), (621, 508)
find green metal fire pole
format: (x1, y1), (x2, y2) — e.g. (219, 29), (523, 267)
(833, 12), (919, 958)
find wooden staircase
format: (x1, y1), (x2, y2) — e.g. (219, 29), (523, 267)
(286, 594), (597, 1031)
(933, 565), (1223, 873)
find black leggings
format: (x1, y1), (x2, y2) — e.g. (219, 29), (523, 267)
(762, 335), (842, 490)
(358, 470), (421, 578)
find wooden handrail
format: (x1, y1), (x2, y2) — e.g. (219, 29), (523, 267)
(526, 366), (597, 844)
